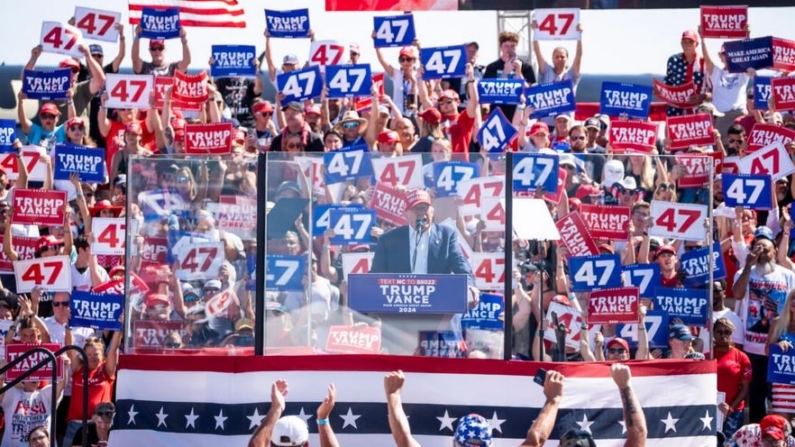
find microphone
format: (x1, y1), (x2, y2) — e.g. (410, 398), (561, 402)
(415, 217), (427, 231)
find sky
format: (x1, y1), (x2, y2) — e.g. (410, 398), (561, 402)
(1, 1), (793, 75)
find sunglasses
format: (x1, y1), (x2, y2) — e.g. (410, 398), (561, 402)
(342, 121), (360, 129)
(613, 184), (644, 195)
(69, 125), (85, 132)
(608, 348), (627, 355)
(657, 183), (675, 191)
(52, 301), (70, 308)
(562, 165), (575, 171)
(204, 287), (220, 293)
(95, 411), (115, 419)
(150, 46), (165, 52)
(41, 114), (57, 120)
(39, 245), (59, 253)
(440, 100), (455, 105)
(570, 136), (586, 141)
(256, 112), (272, 117)
(399, 57), (415, 63)
(177, 176), (190, 184)
(164, 342), (181, 348)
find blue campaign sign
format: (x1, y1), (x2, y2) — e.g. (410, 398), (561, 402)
(654, 287), (709, 326)
(568, 253), (622, 292)
(599, 81), (653, 120)
(0, 119), (16, 151)
(324, 146), (374, 184)
(622, 263), (661, 298)
(526, 80), (577, 118)
(420, 45), (466, 79)
(418, 331), (466, 357)
(769, 344), (795, 385)
(329, 208), (376, 246)
(754, 76), (772, 110)
(266, 254), (306, 292)
(679, 242), (727, 287)
(139, 7), (181, 40)
(511, 153), (559, 193)
(211, 45), (256, 78)
(616, 310), (669, 349)
(433, 161), (480, 198)
(23, 69), (71, 101)
(53, 144), (106, 183)
(312, 203), (362, 236)
(278, 66), (323, 104)
(373, 14), (416, 47)
(265, 9), (310, 38)
(477, 79), (524, 105)
(477, 108), (517, 154)
(70, 291), (123, 331)
(326, 64), (373, 98)
(722, 173), (773, 210)
(347, 273), (469, 314)
(461, 293), (503, 331)
(724, 36), (774, 73)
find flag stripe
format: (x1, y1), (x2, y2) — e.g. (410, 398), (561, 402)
(127, 0), (245, 28)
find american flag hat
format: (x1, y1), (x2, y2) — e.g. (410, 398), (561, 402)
(454, 414), (492, 447)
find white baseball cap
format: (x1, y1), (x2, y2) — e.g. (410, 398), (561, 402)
(272, 416), (309, 446)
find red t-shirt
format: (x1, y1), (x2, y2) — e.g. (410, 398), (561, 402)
(733, 114), (756, 139)
(715, 347), (751, 411)
(106, 121), (156, 171)
(441, 112), (475, 161)
(67, 362), (115, 421)
(660, 273), (681, 287)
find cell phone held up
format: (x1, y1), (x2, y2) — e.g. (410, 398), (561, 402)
(533, 368), (547, 386)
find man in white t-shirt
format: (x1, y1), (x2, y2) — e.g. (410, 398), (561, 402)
(732, 226), (795, 423)
(70, 235), (110, 292)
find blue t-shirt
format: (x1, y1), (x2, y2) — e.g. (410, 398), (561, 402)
(26, 122), (66, 147)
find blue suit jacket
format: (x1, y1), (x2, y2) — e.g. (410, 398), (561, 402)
(370, 224), (474, 285)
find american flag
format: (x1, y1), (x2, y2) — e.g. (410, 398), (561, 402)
(109, 355), (717, 447)
(128, 0), (246, 28)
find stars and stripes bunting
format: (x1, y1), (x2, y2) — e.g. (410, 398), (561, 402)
(128, 0), (246, 28)
(109, 355), (717, 447)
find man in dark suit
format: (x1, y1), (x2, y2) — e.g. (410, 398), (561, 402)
(369, 189), (480, 355)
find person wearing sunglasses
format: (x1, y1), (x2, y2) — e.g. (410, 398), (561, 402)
(211, 54), (263, 129)
(271, 102), (324, 153)
(70, 401), (114, 447)
(63, 117), (95, 147)
(569, 125), (605, 183)
(333, 111), (368, 148)
(711, 316), (750, 440)
(132, 26), (190, 76)
(16, 99), (66, 147)
(372, 43), (419, 115)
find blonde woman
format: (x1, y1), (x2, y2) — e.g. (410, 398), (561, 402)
(767, 288), (795, 419)
(423, 138), (452, 185)
(625, 154), (655, 200)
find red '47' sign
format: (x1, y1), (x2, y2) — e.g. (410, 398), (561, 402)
(0, 149), (47, 181)
(14, 256), (71, 293)
(91, 217), (126, 255)
(739, 141), (795, 182)
(12, 189), (66, 226)
(649, 201), (707, 242)
(5, 343), (63, 382)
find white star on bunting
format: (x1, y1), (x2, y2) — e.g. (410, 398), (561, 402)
(340, 407), (361, 429)
(248, 408), (266, 430)
(185, 407), (199, 429)
(127, 404), (138, 425)
(661, 412), (679, 433)
(437, 410), (457, 432)
(215, 409), (228, 430)
(576, 414), (594, 433)
(699, 410), (713, 431)
(155, 407), (169, 428)
(488, 411), (506, 433)
(297, 407), (312, 425)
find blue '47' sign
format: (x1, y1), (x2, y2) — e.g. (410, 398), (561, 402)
(421, 46), (466, 79)
(568, 253), (622, 292)
(277, 66), (322, 104)
(326, 64), (372, 98)
(373, 14), (415, 47)
(324, 147), (374, 184)
(512, 153), (559, 193)
(478, 108), (517, 154)
(433, 161), (479, 198)
(266, 255), (305, 292)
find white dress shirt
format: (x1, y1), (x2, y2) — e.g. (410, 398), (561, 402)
(408, 226), (430, 274)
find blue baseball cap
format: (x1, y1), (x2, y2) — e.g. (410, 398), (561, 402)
(669, 324), (693, 342)
(754, 226), (775, 243)
(454, 414), (492, 447)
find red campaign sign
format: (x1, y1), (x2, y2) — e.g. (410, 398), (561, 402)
(676, 153), (714, 188)
(130, 272), (150, 293)
(0, 236), (37, 273)
(369, 182), (407, 226)
(325, 325), (382, 354)
(723, 156), (740, 174)
(653, 79), (698, 109)
(141, 236), (169, 264)
(773, 37), (795, 73)
(579, 204), (630, 240)
(748, 123), (795, 154)
(587, 287), (640, 325)
(153, 76), (198, 110)
(771, 77), (795, 111)
(608, 120), (658, 154)
(5, 343), (63, 382)
(133, 320), (188, 349)
(711, 151), (725, 176)
(217, 195), (256, 233)
(12, 189), (67, 226)
(555, 212), (599, 257)
(699, 6), (748, 39)
(666, 113), (714, 150)
(172, 70), (208, 106)
(184, 122), (234, 155)
(543, 168), (568, 204)
(354, 72), (385, 112)
(92, 278), (125, 295)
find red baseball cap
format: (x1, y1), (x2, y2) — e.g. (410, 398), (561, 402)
(109, 266), (125, 278)
(405, 189), (431, 209)
(36, 235), (63, 253)
(39, 103), (60, 116)
(419, 108), (441, 125)
(305, 104), (321, 116)
(149, 39), (166, 49)
(761, 415), (787, 440)
(656, 245), (676, 257)
(607, 338), (630, 352)
(529, 122), (550, 136)
(575, 184), (601, 201)
(439, 89), (460, 102)
(681, 30), (698, 42)
(171, 117), (186, 130)
(144, 292), (170, 308)
(377, 130), (399, 144)
(399, 46), (417, 59)
(253, 101), (274, 114)
(66, 117), (85, 127)
(234, 130), (246, 144)
(59, 58), (80, 71)
(174, 130), (185, 142)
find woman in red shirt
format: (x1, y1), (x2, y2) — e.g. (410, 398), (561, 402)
(714, 317), (751, 440)
(61, 329), (122, 447)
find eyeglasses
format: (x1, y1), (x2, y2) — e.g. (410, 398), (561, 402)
(164, 342), (181, 349)
(52, 301), (70, 308)
(287, 143), (304, 149)
(150, 46), (165, 52)
(342, 121), (360, 129)
(92, 54), (103, 59)
(399, 57), (414, 63)
(69, 125), (85, 132)
(747, 95), (755, 100)
(570, 135), (586, 141)
(608, 348), (627, 355)
(657, 183), (675, 191)
(95, 411), (115, 419)
(713, 287), (724, 294)
(85, 192), (95, 198)
(41, 114), (56, 120)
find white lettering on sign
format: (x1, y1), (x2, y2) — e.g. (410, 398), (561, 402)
(56, 153), (102, 172)
(25, 75), (70, 93)
(591, 294), (637, 313)
(680, 157), (708, 176)
(750, 128), (793, 147)
(17, 196), (64, 216)
(329, 331), (379, 349)
(380, 284), (436, 304)
(604, 90), (649, 109)
(558, 216), (591, 256)
(657, 296), (704, 316)
(174, 77), (204, 99)
(0, 128), (14, 145)
(703, 14), (745, 30)
(143, 14), (179, 31)
(372, 188), (405, 215)
(213, 51), (253, 67)
(669, 120), (711, 140)
(529, 87), (572, 109)
(480, 80), (523, 97)
(582, 211), (628, 233)
(681, 252), (721, 276)
(75, 299), (121, 320)
(773, 84), (795, 102)
(266, 15), (308, 32)
(612, 126), (655, 144)
(774, 45), (795, 66)
(188, 130), (231, 148)
(772, 353), (795, 373)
